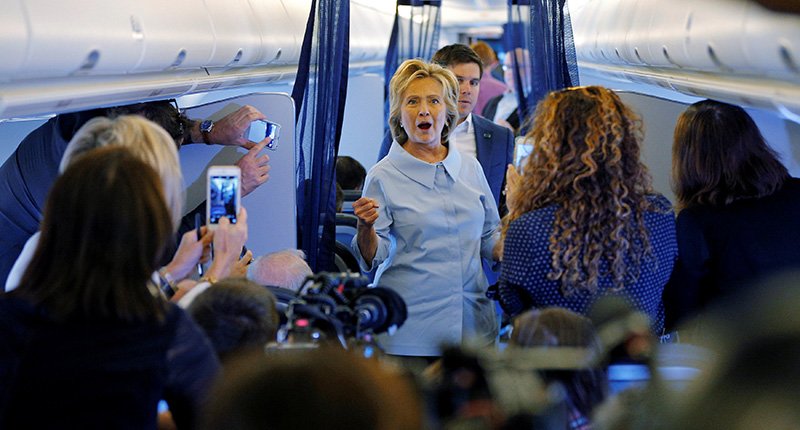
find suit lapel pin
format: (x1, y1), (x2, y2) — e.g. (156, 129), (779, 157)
(483, 132), (491, 139)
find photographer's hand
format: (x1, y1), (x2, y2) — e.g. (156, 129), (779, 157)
(189, 105), (267, 149)
(205, 207), (249, 282)
(353, 197), (379, 265)
(163, 226), (212, 281)
(236, 138), (271, 197)
(231, 249), (254, 278)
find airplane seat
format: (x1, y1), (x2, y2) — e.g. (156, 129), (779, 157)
(653, 342), (708, 392)
(335, 213), (359, 246)
(341, 190), (361, 214)
(333, 240), (361, 274)
(607, 342), (708, 394)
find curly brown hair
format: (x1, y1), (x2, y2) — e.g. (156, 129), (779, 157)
(500, 86), (659, 296)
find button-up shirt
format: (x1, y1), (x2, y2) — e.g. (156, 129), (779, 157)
(353, 141), (500, 356)
(452, 113), (477, 159)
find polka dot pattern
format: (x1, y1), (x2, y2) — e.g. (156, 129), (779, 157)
(498, 195), (678, 333)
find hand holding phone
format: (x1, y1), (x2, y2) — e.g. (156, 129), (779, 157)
(246, 119), (281, 150)
(207, 165), (242, 229)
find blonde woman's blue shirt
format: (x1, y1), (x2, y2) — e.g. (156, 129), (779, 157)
(353, 141), (500, 356)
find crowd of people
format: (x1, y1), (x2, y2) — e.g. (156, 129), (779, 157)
(0, 40), (798, 430)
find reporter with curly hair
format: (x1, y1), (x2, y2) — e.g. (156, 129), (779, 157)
(497, 86), (677, 334)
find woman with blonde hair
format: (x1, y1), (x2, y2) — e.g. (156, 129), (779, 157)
(352, 59), (501, 357)
(498, 86), (677, 334)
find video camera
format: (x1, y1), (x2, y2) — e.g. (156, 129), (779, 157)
(273, 272), (407, 352)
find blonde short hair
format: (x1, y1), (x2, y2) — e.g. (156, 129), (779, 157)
(60, 115), (184, 230)
(388, 59), (459, 146)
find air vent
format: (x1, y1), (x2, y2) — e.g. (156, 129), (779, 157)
(707, 45), (730, 72)
(662, 46), (681, 67)
(169, 49), (187, 68)
(634, 47), (644, 64)
(75, 50), (100, 74)
(230, 49), (244, 66)
(780, 44), (799, 74)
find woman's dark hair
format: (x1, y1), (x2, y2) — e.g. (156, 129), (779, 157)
(14, 146), (173, 322)
(511, 308), (608, 420)
(672, 99), (788, 210)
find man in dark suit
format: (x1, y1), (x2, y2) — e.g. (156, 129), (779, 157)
(377, 44), (514, 212)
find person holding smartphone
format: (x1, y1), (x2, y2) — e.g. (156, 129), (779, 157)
(0, 100), (271, 288)
(497, 86), (677, 335)
(0, 148), (218, 429)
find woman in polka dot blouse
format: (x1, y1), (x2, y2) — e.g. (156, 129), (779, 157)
(497, 86), (677, 334)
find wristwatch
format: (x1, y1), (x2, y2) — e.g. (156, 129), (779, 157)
(200, 119), (214, 144)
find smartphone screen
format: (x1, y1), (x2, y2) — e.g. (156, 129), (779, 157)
(208, 174), (239, 224)
(247, 119), (281, 150)
(513, 137), (534, 169)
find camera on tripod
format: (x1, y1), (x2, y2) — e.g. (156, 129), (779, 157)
(273, 272), (408, 352)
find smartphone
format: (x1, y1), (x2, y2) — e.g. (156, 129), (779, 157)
(247, 119), (281, 150)
(206, 165), (241, 229)
(513, 136), (534, 169)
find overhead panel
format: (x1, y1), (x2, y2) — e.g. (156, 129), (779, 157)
(22, 0), (144, 77)
(684, 0), (749, 74)
(350, 2), (394, 66)
(0, 0), (28, 78)
(743, 3), (800, 81)
(246, 0), (310, 67)
(202, 0), (265, 67)
(130, 0), (215, 72)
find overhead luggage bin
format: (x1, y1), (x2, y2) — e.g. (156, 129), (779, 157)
(130, 0), (215, 72)
(743, 2), (800, 82)
(684, 0), (749, 74)
(644, 2), (692, 68)
(596, 0), (638, 65)
(21, 0), (145, 78)
(0, 0), (27, 78)
(350, 2), (394, 66)
(623, 0), (657, 66)
(202, 0), (265, 67)
(246, 0), (308, 67)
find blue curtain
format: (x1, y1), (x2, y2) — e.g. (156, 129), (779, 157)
(380, 0), (442, 160)
(292, 0), (350, 272)
(506, 0), (579, 128)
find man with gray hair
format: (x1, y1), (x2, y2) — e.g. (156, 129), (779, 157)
(248, 249), (313, 292)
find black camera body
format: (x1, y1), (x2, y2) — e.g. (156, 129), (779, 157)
(278, 272), (407, 350)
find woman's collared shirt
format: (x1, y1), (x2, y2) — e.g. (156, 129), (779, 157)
(353, 141), (500, 356)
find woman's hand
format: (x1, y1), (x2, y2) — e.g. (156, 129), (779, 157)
(205, 207), (249, 281)
(230, 249), (254, 278)
(163, 227), (212, 281)
(504, 164), (522, 213)
(352, 197), (380, 227)
(352, 197), (380, 265)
